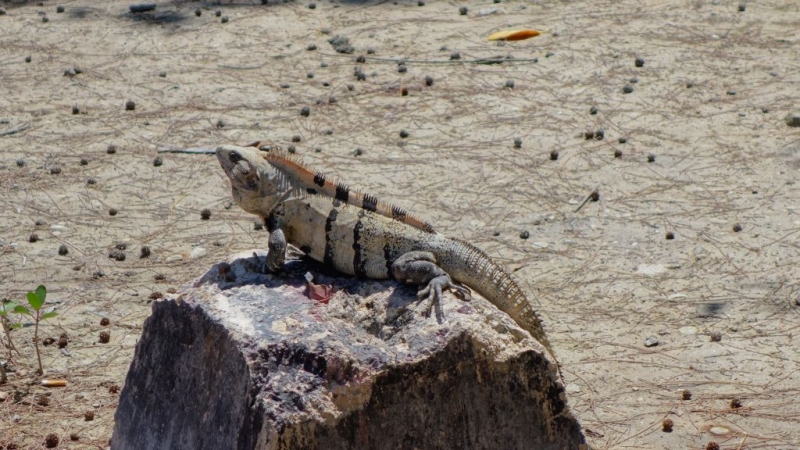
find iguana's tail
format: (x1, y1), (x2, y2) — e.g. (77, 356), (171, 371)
(439, 238), (553, 354)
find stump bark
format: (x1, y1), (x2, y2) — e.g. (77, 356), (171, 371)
(111, 251), (586, 450)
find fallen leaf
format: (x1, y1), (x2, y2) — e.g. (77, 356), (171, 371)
(487, 29), (540, 41)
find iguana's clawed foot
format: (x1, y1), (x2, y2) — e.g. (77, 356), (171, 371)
(391, 251), (472, 321)
(417, 275), (472, 320)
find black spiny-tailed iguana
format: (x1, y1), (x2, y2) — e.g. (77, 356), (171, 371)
(216, 144), (553, 354)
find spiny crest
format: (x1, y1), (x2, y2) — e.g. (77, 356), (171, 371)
(248, 143), (438, 234)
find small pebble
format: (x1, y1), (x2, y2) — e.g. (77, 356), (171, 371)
(125, 100), (135, 111)
(42, 16), (49, 23)
(418, 0), (425, 5)
(72, 105), (80, 114)
(16, 158), (25, 167)
(686, 81), (694, 88)
(98, 331), (110, 344)
(153, 156), (163, 167)
(58, 244), (68, 255)
(308, 2), (316, 9)
(505, 79), (515, 89)
(50, 166), (61, 175)
(635, 57), (645, 67)
(320, 61), (328, 68)
(666, 231), (675, 240)
(216, 119), (225, 128)
(785, 110), (800, 127)
(662, 419), (673, 432)
(594, 129), (605, 140)
(401, 87), (408, 96)
(618, 137), (627, 144)
(519, 231), (530, 239)
(107, 144), (117, 154)
(738, 3), (745, 12)
(623, 84), (634, 94)
(584, 131), (594, 140)
(200, 209), (211, 220)
(195, 8), (201, 16)
(647, 153), (656, 162)
(450, 52), (461, 60)
(80, 158), (88, 165)
(732, 223), (742, 232)
(399, 130), (409, 138)
(307, 44), (317, 51)
(549, 150), (559, 161)
(614, 149), (623, 158)
(300, 106), (310, 117)
(424, 75), (435, 86)
(25, 55), (32, 63)
(706, 443), (720, 450)
(367, 48), (375, 54)
(215, 10), (221, 17)
(459, 6), (468, 15)
(56, 5), (64, 13)
(513, 137), (522, 149)
(306, 72), (313, 79)
(682, 390), (692, 400)
(590, 106), (598, 115)
(45, 434), (58, 448)
(398, 65), (407, 73)
(730, 398), (742, 408)
(629, 77), (638, 83)
(644, 336), (659, 347)
(280, 83), (290, 89)
(545, 51), (555, 58)
(159, 71), (167, 77)
(356, 55), (366, 63)
(292, 135), (302, 143)
(710, 331), (722, 342)
(727, 89), (736, 95)
(590, 190), (599, 202)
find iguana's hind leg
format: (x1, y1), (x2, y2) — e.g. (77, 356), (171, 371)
(391, 251), (471, 320)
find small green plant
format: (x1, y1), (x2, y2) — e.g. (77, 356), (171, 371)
(13, 285), (57, 374)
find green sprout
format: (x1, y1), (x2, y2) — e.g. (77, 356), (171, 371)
(13, 285), (57, 375)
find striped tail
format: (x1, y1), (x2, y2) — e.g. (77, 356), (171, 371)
(443, 238), (553, 353)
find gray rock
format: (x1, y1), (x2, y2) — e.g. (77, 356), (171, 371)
(786, 110), (800, 127)
(112, 250), (585, 450)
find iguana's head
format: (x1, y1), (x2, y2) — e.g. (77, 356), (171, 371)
(216, 145), (288, 215)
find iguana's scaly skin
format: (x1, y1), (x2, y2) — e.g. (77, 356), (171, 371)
(216, 144), (553, 353)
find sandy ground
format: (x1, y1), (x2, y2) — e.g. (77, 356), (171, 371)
(1, 0), (799, 448)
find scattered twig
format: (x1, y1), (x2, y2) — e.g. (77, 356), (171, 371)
(129, 3), (156, 13)
(0, 122), (30, 137)
(574, 188), (600, 213)
(157, 146), (217, 154)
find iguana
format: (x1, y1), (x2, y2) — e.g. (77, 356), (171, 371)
(216, 144), (553, 354)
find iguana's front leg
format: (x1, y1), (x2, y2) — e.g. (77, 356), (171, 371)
(264, 228), (287, 272)
(391, 251), (471, 319)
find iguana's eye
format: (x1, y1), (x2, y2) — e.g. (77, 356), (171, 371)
(228, 151), (242, 164)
